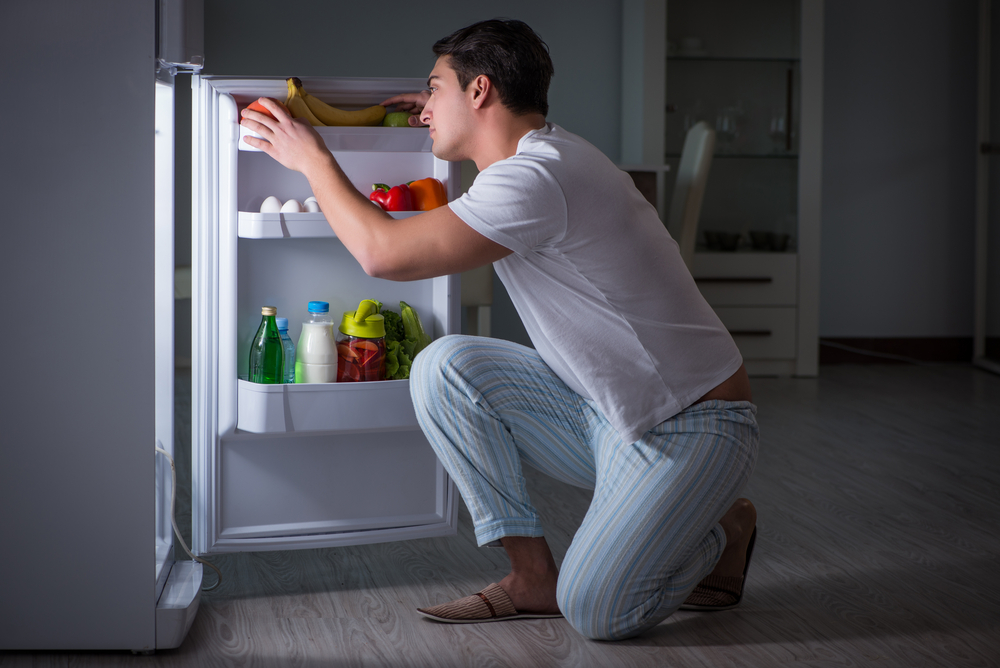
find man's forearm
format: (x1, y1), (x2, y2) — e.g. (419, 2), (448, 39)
(294, 141), (510, 283)
(303, 151), (395, 276)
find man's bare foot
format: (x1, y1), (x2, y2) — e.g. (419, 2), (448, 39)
(708, 498), (757, 578)
(497, 536), (561, 615)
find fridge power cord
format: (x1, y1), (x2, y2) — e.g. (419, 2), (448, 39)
(155, 442), (223, 592)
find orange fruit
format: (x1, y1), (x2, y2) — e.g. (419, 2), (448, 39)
(247, 97), (289, 121)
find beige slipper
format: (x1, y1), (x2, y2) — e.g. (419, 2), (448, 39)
(417, 583), (563, 624)
(679, 526), (757, 611)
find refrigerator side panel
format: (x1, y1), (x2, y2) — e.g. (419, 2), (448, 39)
(0, 0), (156, 650)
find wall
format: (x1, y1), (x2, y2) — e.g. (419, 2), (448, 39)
(203, 0), (623, 156)
(198, 0), (984, 345)
(988, 2), (1000, 349)
(820, 0), (979, 338)
(194, 0), (624, 346)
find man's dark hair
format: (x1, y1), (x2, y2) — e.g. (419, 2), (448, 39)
(432, 19), (554, 117)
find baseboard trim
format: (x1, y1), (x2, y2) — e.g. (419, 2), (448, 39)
(819, 337), (975, 364)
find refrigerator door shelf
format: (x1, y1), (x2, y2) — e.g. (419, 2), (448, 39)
(237, 378), (416, 434)
(238, 210), (419, 239)
(239, 124), (433, 153)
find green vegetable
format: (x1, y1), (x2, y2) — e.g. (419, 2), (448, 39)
(400, 301), (432, 356)
(385, 339), (413, 380)
(385, 342), (399, 378)
(382, 309), (404, 343)
(361, 299), (429, 380)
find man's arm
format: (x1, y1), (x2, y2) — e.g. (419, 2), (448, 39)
(240, 98), (509, 281)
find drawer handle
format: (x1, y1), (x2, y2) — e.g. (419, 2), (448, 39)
(695, 277), (773, 284)
(729, 329), (772, 337)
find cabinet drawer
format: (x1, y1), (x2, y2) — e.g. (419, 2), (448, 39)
(692, 253), (797, 306)
(714, 307), (797, 359)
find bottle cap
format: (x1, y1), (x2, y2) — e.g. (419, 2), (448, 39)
(339, 299), (386, 338)
(275, 317), (288, 330)
(307, 301), (330, 313)
(261, 306), (277, 316)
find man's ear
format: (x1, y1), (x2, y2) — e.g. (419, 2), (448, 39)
(470, 74), (491, 110)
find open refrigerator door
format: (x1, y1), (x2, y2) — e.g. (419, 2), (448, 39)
(154, 68), (206, 652)
(190, 76), (460, 556)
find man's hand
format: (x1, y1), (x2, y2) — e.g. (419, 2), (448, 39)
(240, 98), (331, 176)
(381, 91), (431, 126)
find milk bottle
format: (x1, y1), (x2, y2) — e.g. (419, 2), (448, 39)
(294, 301), (338, 383)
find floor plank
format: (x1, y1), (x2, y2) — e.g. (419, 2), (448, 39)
(2, 364), (998, 667)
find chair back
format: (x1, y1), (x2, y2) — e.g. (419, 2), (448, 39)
(667, 121), (715, 270)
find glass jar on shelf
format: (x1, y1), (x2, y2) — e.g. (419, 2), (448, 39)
(337, 299), (386, 382)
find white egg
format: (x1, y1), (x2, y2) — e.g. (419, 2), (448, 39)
(304, 197), (321, 213)
(280, 199), (304, 213)
(260, 196), (282, 213)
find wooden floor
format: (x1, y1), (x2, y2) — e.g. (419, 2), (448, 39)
(4, 364), (1000, 667)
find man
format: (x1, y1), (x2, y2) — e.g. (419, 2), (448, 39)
(240, 18), (758, 641)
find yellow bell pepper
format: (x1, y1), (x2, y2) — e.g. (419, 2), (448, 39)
(406, 177), (448, 211)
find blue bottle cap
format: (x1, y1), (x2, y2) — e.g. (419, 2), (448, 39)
(275, 317), (288, 330)
(307, 301), (330, 313)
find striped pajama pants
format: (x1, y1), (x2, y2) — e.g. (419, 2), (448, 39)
(410, 335), (759, 640)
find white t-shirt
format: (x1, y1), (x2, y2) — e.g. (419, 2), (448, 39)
(449, 123), (743, 444)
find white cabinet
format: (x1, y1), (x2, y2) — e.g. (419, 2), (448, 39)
(623, 0), (822, 376)
(692, 253), (799, 376)
(191, 76), (459, 554)
(692, 252), (797, 306)
(667, 0), (823, 377)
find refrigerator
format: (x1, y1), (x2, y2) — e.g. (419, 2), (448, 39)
(0, 0), (457, 652)
(188, 75), (461, 556)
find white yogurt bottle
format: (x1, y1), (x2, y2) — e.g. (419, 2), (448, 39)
(294, 301), (338, 383)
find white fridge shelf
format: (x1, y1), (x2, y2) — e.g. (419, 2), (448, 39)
(239, 124), (433, 153)
(237, 378), (417, 433)
(238, 210), (419, 238)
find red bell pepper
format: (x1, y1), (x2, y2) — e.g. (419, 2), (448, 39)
(369, 183), (413, 211)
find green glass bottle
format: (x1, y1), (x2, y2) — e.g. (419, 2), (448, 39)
(249, 306), (284, 384)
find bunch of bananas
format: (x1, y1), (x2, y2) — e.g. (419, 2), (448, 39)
(285, 77), (386, 127)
